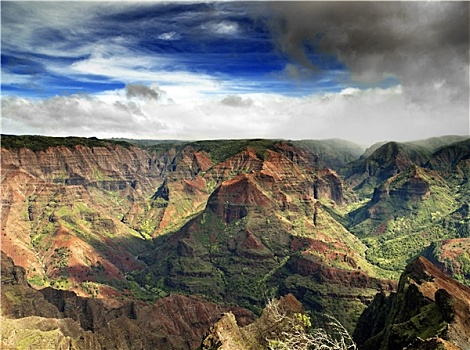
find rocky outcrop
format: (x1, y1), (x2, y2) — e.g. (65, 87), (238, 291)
(1, 251), (60, 319)
(353, 256), (470, 350)
(201, 294), (304, 350)
(313, 169), (344, 205)
(207, 173), (271, 223)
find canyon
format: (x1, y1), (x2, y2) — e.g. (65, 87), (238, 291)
(1, 134), (469, 349)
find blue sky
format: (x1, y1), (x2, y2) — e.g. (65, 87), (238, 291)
(1, 1), (469, 145)
(1, 2), (350, 98)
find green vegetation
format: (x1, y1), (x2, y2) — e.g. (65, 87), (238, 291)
(348, 165), (465, 270)
(80, 281), (99, 297)
(27, 274), (47, 287)
(51, 247), (70, 269)
(1, 134), (132, 151)
(99, 276), (165, 302)
(50, 277), (71, 290)
(192, 138), (279, 163)
(456, 252), (470, 278)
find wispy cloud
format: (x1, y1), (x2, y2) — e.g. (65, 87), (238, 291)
(157, 32), (181, 41)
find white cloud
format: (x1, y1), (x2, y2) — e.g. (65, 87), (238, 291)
(208, 21), (240, 35)
(3, 85), (467, 145)
(1, 2), (468, 144)
(157, 32), (181, 41)
(37, 42), (230, 103)
(1, 72), (35, 86)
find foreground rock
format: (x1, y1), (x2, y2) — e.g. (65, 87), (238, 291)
(202, 294), (305, 350)
(353, 256), (470, 350)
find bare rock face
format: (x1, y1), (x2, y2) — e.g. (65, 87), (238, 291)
(353, 256), (470, 350)
(313, 169), (344, 205)
(201, 312), (247, 350)
(207, 173), (271, 224)
(1, 145), (159, 191)
(1, 250), (28, 286)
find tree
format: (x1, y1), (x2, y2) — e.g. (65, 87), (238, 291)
(264, 299), (357, 350)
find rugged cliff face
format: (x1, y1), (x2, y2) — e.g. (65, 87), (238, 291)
(353, 256), (470, 350)
(1, 136), (376, 329)
(1, 141), (163, 298)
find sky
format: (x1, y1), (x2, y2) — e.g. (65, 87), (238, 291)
(1, 1), (469, 146)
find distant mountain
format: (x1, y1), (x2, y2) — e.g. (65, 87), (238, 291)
(344, 137), (470, 272)
(361, 140), (389, 159)
(427, 138), (470, 172)
(291, 138), (365, 170)
(407, 135), (469, 152)
(361, 135), (468, 160)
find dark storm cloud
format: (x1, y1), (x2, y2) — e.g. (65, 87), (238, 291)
(259, 1), (469, 105)
(126, 84), (161, 100)
(220, 95), (253, 107)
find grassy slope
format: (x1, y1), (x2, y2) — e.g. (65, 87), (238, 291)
(345, 138), (469, 273)
(1, 134), (132, 151)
